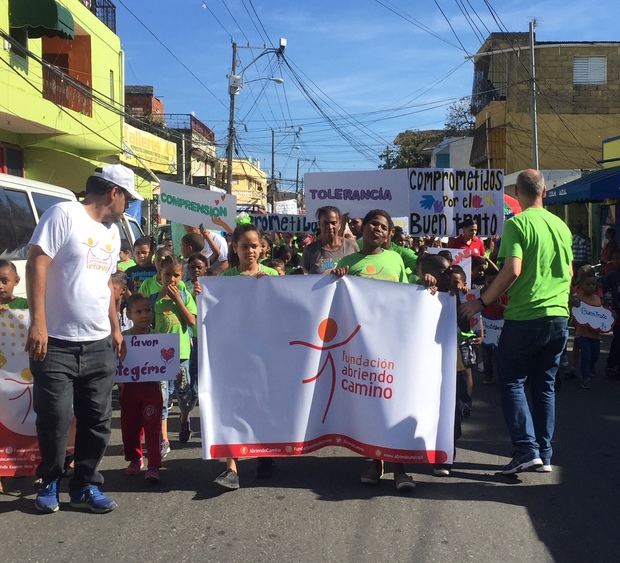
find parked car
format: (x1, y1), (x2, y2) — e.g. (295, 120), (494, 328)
(0, 172), (144, 296)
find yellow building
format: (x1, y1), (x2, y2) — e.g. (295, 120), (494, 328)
(0, 0), (123, 191)
(120, 122), (177, 199)
(229, 158), (267, 208)
(602, 136), (620, 169)
(470, 33), (620, 174)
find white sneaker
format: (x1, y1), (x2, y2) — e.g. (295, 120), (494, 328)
(535, 464), (552, 473)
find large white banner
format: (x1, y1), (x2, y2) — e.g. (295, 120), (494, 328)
(159, 180), (237, 233)
(304, 168), (504, 237)
(198, 276), (456, 464)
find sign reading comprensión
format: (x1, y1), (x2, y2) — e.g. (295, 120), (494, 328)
(159, 180), (236, 232)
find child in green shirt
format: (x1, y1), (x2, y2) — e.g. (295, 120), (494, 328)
(0, 259), (27, 310)
(152, 256), (197, 456)
(334, 210), (414, 492)
(213, 224), (278, 492)
(0, 259), (28, 494)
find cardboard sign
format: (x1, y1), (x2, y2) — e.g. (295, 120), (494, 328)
(572, 303), (615, 333)
(427, 247), (472, 285)
(482, 317), (504, 346)
(304, 169), (411, 220)
(304, 168), (504, 237)
(159, 180), (236, 233)
(198, 276), (457, 464)
(116, 333), (181, 383)
(275, 199), (298, 215)
(250, 214), (318, 234)
(409, 168), (504, 237)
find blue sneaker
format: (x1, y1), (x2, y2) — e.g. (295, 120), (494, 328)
(69, 485), (117, 513)
(35, 479), (60, 513)
(500, 453), (543, 475)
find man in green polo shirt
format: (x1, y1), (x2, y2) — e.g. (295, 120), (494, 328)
(461, 169), (572, 475)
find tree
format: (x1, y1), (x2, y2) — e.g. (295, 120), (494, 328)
(444, 96), (475, 136)
(379, 129), (445, 169)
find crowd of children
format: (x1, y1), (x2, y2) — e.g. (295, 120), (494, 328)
(3, 206), (614, 495)
(100, 207), (517, 492)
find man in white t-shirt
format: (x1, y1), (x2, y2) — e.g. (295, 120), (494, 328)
(26, 164), (142, 514)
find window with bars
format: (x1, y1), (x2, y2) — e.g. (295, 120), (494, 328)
(573, 56), (607, 85)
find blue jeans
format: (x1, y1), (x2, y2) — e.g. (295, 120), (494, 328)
(161, 360), (196, 419)
(31, 336), (116, 493)
(498, 317), (568, 462)
(575, 336), (600, 379)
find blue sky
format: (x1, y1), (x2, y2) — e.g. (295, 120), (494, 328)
(117, 0), (618, 189)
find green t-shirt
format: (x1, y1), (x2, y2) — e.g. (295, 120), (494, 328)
(390, 242), (418, 274)
(6, 297), (28, 309)
(138, 275), (187, 297)
(498, 207), (573, 321)
(337, 250), (408, 283)
(153, 290), (197, 361)
(355, 240), (417, 275)
(117, 259), (137, 272)
(223, 264), (279, 277)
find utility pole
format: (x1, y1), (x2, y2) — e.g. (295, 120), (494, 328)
(226, 41), (237, 194)
(295, 158), (300, 193)
(181, 133), (186, 185)
(529, 20), (539, 170)
(270, 128), (276, 210)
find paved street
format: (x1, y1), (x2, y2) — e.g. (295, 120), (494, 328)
(2, 338), (620, 563)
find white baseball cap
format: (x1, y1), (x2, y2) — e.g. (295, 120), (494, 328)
(95, 164), (144, 201)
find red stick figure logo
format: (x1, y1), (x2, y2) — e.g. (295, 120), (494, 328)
(289, 318), (361, 423)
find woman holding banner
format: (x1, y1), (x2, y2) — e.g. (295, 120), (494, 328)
(302, 206), (358, 274)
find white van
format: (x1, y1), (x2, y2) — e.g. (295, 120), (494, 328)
(0, 172), (144, 297)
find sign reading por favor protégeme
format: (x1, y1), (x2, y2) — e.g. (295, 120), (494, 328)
(116, 333), (181, 383)
(159, 180), (237, 233)
(304, 168), (504, 237)
(250, 214), (318, 234)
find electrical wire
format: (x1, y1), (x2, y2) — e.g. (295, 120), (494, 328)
(115, 0), (227, 109)
(372, 0), (463, 51)
(433, 0), (471, 55)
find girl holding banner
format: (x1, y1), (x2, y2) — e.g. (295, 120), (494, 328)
(213, 224), (279, 491)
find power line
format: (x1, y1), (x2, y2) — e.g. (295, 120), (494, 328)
(115, 0), (227, 109)
(372, 0), (462, 51)
(200, 1), (233, 39)
(221, 0), (251, 44)
(247, 0), (273, 46)
(0, 57), (169, 172)
(433, 0), (471, 55)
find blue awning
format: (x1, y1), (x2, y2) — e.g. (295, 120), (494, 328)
(544, 166), (620, 204)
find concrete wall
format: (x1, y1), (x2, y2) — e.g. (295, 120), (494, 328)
(473, 42), (620, 174)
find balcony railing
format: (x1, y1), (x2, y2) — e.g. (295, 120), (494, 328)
(162, 114), (216, 142)
(83, 0), (117, 33)
(43, 66), (92, 116)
